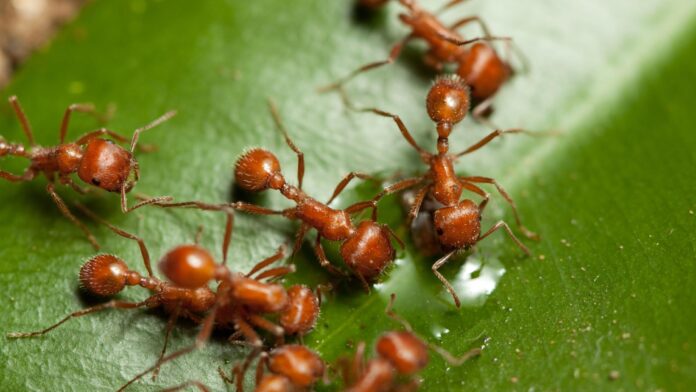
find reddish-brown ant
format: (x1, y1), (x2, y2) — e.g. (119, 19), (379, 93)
(341, 293), (481, 391)
(228, 100), (404, 289)
(0, 96), (175, 249)
(357, 75), (537, 307)
(322, 0), (522, 122)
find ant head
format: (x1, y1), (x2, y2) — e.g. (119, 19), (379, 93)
(432, 199), (481, 250)
(376, 331), (429, 375)
(79, 254), (137, 296)
(269, 345), (324, 388)
(457, 43), (511, 101)
(158, 244), (217, 289)
(280, 285), (320, 335)
(426, 75), (470, 135)
(340, 221), (395, 280)
(234, 148), (283, 191)
(77, 139), (136, 193)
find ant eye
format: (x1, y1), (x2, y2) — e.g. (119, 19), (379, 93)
(91, 178), (101, 186)
(436, 228), (444, 236)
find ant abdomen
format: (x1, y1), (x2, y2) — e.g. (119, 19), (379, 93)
(280, 285), (320, 335)
(256, 374), (293, 392)
(457, 43), (511, 101)
(347, 358), (395, 392)
(79, 254), (138, 297)
(268, 345), (325, 388)
(234, 148), (282, 191)
(376, 331), (429, 375)
(77, 138), (134, 192)
(158, 244), (217, 289)
(432, 199), (481, 249)
(340, 221), (395, 280)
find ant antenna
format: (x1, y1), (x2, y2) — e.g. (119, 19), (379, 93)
(129, 110), (177, 153)
(385, 293), (413, 332)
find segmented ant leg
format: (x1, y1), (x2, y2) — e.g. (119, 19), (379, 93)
(354, 270), (371, 293)
(291, 223), (309, 260)
(222, 210), (234, 265)
(314, 235), (347, 276)
(438, 34), (512, 47)
(327, 171), (377, 205)
(384, 293), (414, 331)
(453, 128), (532, 158)
(230, 201), (285, 216)
(8, 96), (36, 146)
(160, 381), (211, 392)
(247, 314), (285, 345)
(117, 303), (219, 392)
(479, 220), (531, 256)
(255, 352), (270, 386)
(152, 305), (182, 380)
(246, 245), (286, 278)
(0, 168), (35, 182)
(46, 183), (100, 250)
(255, 265), (296, 281)
(129, 110), (177, 153)
(75, 203), (154, 276)
(448, 15), (493, 38)
(458, 180), (489, 211)
(268, 99), (305, 190)
(431, 250), (461, 308)
(143, 199), (228, 211)
(406, 185), (429, 227)
(120, 185), (173, 214)
(234, 314), (264, 348)
(345, 200), (378, 221)
(461, 176), (539, 240)
(360, 108), (430, 160)
(59, 103), (97, 144)
(373, 177), (424, 203)
(317, 34), (413, 93)
(6, 300), (149, 338)
(436, 0), (471, 15)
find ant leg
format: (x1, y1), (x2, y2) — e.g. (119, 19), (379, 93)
(129, 110), (177, 153)
(384, 293), (413, 331)
(406, 185), (429, 227)
(247, 314), (284, 343)
(453, 128), (534, 158)
(255, 352), (269, 386)
(46, 183), (100, 250)
(373, 177), (424, 203)
(291, 223), (309, 259)
(231, 201), (285, 216)
(152, 305), (182, 380)
(117, 303), (219, 392)
(61, 176), (92, 195)
(461, 176), (539, 239)
(254, 265), (296, 281)
(8, 96), (35, 146)
(449, 15), (493, 38)
(268, 99), (305, 189)
(75, 203), (154, 276)
(318, 34), (413, 93)
(429, 344), (482, 366)
(436, 0), (470, 15)
(120, 185), (173, 213)
(6, 299), (149, 338)
(59, 103), (97, 144)
(75, 128), (156, 153)
(359, 108), (430, 160)
(438, 34), (512, 47)
(344, 200), (378, 221)
(479, 220), (531, 256)
(327, 172), (377, 205)
(0, 168), (35, 182)
(144, 199), (228, 212)
(431, 250), (461, 308)
(471, 96), (499, 128)
(314, 235), (346, 276)
(458, 180), (489, 211)
(234, 314), (263, 347)
(382, 224), (405, 250)
(160, 381), (211, 392)
(246, 245), (287, 278)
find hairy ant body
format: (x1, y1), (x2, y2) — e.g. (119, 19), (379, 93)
(341, 294), (480, 391)
(359, 75), (536, 307)
(0, 96), (175, 249)
(229, 101), (403, 288)
(323, 0), (520, 122)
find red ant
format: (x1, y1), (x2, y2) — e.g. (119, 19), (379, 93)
(356, 75), (537, 307)
(112, 207), (321, 391)
(322, 0), (523, 123)
(0, 96), (175, 249)
(341, 293), (481, 391)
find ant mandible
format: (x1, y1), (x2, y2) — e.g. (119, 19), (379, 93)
(0, 96), (175, 249)
(322, 0), (522, 123)
(229, 100), (403, 289)
(341, 293), (481, 391)
(360, 75), (537, 307)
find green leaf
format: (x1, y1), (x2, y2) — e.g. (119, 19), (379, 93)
(2, 0), (696, 391)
